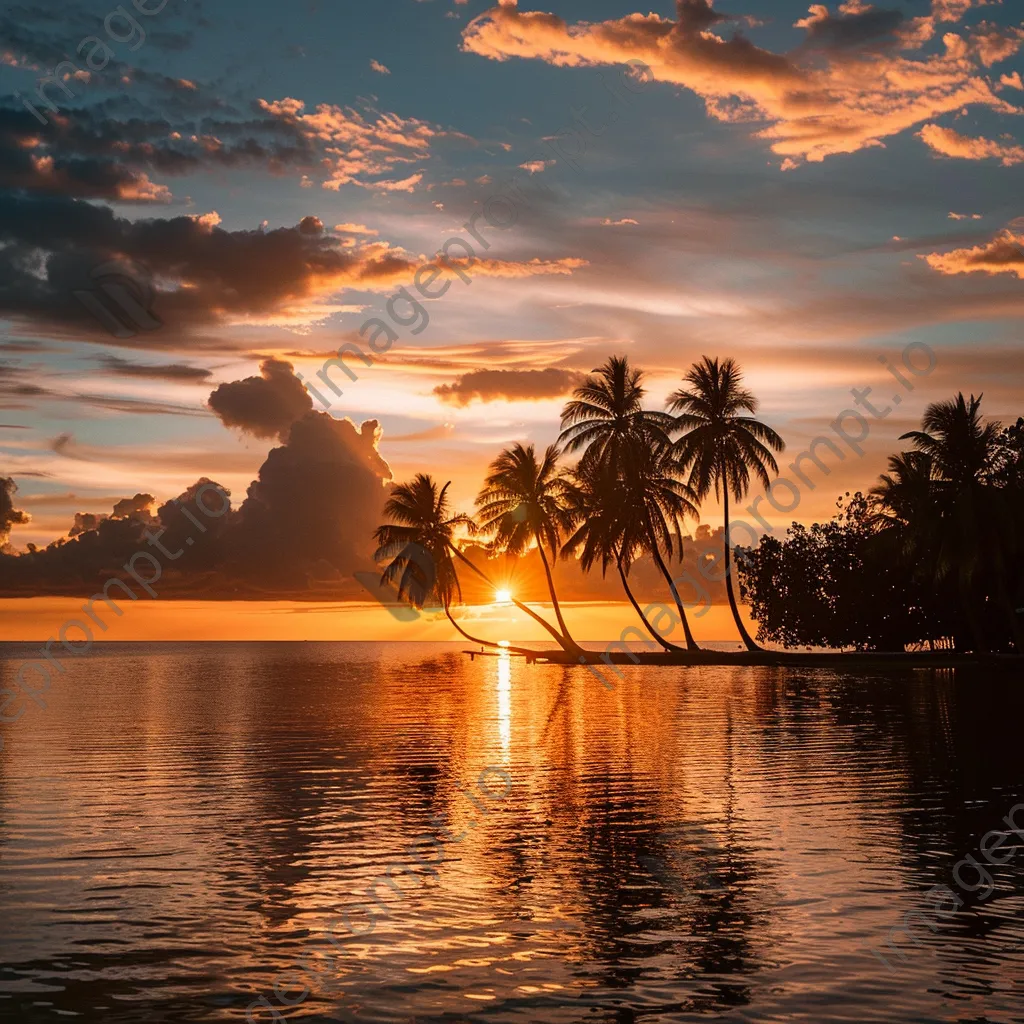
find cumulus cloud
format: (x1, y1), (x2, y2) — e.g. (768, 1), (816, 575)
(433, 366), (585, 405)
(922, 226), (1024, 278)
(1, 412), (394, 594)
(233, 413), (392, 585)
(1, 476), (30, 547)
(918, 122), (1024, 165)
(66, 493), (154, 537)
(370, 59), (391, 74)
(208, 358), (313, 440)
(461, 0), (1019, 165)
(0, 193), (421, 333)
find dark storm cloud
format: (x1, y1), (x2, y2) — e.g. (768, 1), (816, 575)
(0, 191), (417, 334)
(232, 413), (392, 586)
(208, 358), (313, 440)
(0, 412), (393, 595)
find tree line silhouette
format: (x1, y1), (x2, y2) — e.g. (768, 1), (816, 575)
(742, 395), (1023, 653)
(376, 358), (1023, 656)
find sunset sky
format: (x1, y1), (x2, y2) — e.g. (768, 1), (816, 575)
(1, 0), (1023, 633)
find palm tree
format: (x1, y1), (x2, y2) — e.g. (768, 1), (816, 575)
(899, 393), (1020, 651)
(373, 474), (533, 655)
(624, 439), (703, 649)
(475, 443), (583, 656)
(900, 394), (999, 492)
(869, 451), (946, 649)
(668, 356), (784, 652)
(870, 450), (936, 530)
(558, 355), (674, 475)
(559, 355), (701, 648)
(560, 459), (684, 652)
(374, 474), (492, 646)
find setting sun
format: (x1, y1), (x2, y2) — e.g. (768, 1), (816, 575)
(494, 589), (513, 605)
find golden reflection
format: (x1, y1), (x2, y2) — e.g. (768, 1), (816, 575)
(496, 650), (512, 755)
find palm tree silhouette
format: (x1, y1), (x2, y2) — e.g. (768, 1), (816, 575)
(373, 473), (536, 655)
(373, 474), (494, 647)
(669, 356), (784, 652)
(626, 439), (703, 648)
(561, 459), (685, 652)
(559, 355), (674, 475)
(476, 443), (583, 656)
(899, 393), (1020, 651)
(560, 355), (701, 648)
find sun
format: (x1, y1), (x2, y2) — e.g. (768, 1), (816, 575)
(494, 588), (513, 604)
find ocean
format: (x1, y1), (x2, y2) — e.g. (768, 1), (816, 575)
(1, 642), (1022, 1022)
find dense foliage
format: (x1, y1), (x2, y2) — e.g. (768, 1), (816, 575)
(740, 400), (1023, 653)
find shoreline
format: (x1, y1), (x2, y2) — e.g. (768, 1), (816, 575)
(466, 648), (1024, 669)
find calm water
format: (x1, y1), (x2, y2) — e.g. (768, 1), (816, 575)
(1, 642), (1022, 1023)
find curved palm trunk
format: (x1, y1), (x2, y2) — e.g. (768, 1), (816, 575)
(443, 604), (535, 657)
(721, 481), (761, 652)
(536, 540), (576, 645)
(616, 557), (686, 654)
(645, 526), (700, 651)
(447, 542), (582, 655)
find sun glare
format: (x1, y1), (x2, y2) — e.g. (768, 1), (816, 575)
(495, 588), (513, 604)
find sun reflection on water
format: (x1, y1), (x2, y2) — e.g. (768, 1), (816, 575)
(496, 650), (511, 755)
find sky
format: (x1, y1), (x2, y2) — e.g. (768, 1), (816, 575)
(1, 0), (1023, 627)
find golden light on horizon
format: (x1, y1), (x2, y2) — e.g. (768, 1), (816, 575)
(494, 588), (513, 605)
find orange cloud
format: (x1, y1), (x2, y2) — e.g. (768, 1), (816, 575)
(434, 367), (585, 405)
(918, 122), (1024, 164)
(967, 21), (1024, 66)
(456, 256), (588, 278)
(461, 0), (1019, 165)
(922, 226), (1024, 279)
(257, 98), (439, 190)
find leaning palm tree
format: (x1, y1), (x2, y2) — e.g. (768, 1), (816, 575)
(559, 355), (701, 647)
(558, 355), (674, 476)
(374, 474), (493, 647)
(623, 439), (703, 649)
(668, 356), (784, 652)
(373, 474), (533, 655)
(558, 460), (676, 651)
(476, 443), (582, 655)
